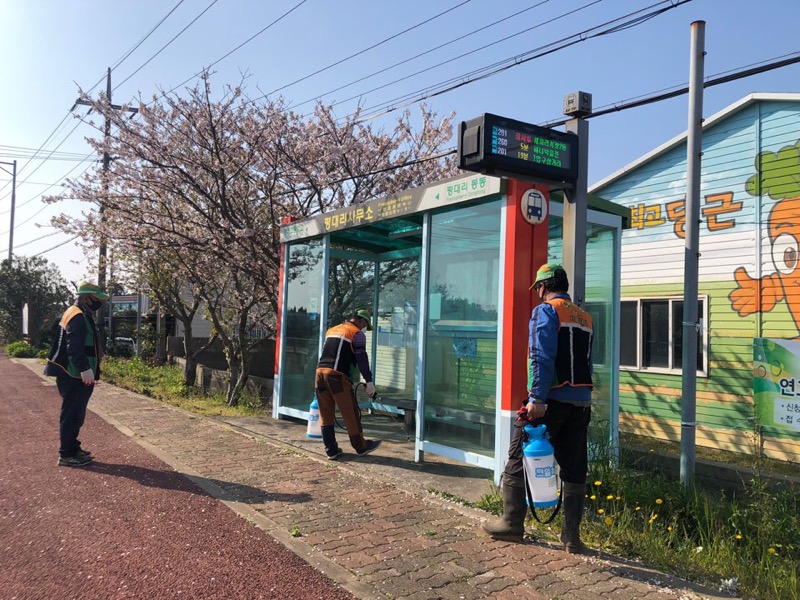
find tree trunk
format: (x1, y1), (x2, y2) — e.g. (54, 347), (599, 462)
(183, 355), (198, 388)
(226, 352), (241, 406)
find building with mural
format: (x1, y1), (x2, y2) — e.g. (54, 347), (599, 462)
(591, 93), (800, 463)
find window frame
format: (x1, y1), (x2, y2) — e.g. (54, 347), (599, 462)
(619, 295), (708, 377)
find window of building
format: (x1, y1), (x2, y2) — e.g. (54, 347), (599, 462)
(619, 297), (707, 375)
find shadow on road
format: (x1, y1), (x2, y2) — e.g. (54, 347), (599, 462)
(87, 461), (313, 505)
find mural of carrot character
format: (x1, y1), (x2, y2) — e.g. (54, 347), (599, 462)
(729, 140), (800, 335)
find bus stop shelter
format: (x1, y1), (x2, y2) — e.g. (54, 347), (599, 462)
(274, 173), (627, 481)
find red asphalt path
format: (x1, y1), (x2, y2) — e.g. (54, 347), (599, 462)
(0, 354), (354, 600)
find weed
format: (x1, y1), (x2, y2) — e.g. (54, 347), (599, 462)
(100, 357), (271, 418)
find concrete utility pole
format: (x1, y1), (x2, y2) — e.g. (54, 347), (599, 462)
(680, 21), (706, 487)
(73, 68), (137, 346)
(0, 159), (17, 264)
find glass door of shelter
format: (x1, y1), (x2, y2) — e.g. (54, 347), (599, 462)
(547, 203), (621, 461)
(422, 199), (502, 466)
(275, 239), (324, 416)
(374, 255), (420, 407)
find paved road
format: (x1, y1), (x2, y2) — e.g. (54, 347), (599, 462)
(0, 355), (355, 600)
(1, 355), (733, 599)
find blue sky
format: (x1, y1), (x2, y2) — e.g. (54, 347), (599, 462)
(1, 0), (798, 285)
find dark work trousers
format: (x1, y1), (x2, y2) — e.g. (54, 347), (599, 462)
(56, 377), (95, 457)
(314, 368), (367, 453)
(503, 400), (591, 485)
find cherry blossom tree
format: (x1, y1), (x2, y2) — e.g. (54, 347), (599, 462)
(50, 74), (457, 405)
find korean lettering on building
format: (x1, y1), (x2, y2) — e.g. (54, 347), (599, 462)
(630, 191), (743, 238)
(323, 205), (375, 232)
(447, 175), (487, 198)
(777, 377), (800, 427)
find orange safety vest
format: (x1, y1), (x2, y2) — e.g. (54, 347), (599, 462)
(317, 321), (361, 378)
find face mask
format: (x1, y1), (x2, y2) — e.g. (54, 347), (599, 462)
(87, 298), (103, 311)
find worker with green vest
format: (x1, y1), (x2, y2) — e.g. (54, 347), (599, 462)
(45, 281), (109, 467)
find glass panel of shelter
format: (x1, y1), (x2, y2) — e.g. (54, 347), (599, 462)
(280, 239), (324, 413)
(423, 200), (502, 459)
(548, 209), (619, 461)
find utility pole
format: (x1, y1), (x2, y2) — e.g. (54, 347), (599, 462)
(72, 68), (137, 346)
(681, 21), (706, 487)
(562, 91), (592, 307)
(0, 159), (17, 264)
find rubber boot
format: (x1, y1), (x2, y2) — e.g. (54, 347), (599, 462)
(482, 474), (527, 543)
(321, 425), (342, 459)
(560, 481), (586, 554)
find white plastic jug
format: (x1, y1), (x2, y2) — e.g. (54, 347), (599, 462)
(306, 397), (322, 438)
(522, 423), (559, 508)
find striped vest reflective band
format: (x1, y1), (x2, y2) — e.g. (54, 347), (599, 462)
(317, 321), (361, 376)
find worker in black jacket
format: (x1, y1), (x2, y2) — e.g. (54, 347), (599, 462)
(45, 281), (109, 467)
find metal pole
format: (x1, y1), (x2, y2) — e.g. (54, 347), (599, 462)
(8, 160), (16, 264)
(136, 290), (142, 358)
(563, 118), (589, 307)
(680, 20), (705, 487)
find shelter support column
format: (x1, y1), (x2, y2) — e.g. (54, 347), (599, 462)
(496, 179), (549, 480)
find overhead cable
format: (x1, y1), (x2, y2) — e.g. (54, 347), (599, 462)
(262, 0), (474, 99)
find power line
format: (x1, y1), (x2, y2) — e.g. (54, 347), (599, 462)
(1, 3), (189, 201)
(286, 0), (553, 112)
(0, 111), (74, 198)
(111, 0), (186, 71)
(353, 0), (691, 123)
(262, 0), (474, 99)
(153, 0), (310, 102)
(13, 229), (62, 249)
(541, 50), (800, 127)
(115, 0), (222, 91)
(313, 0), (605, 120)
(0, 116), (88, 203)
(0, 153), (96, 217)
(31, 234), (81, 258)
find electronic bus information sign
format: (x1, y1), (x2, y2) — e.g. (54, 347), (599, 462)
(458, 113), (578, 184)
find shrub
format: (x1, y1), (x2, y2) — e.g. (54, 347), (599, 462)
(5, 340), (38, 358)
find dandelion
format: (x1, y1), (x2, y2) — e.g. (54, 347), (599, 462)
(635, 506), (641, 511)
(616, 496), (621, 501)
(604, 517), (613, 526)
(655, 498), (663, 505)
(590, 495), (596, 500)
(598, 508), (605, 515)
(594, 480), (602, 486)
(735, 533), (743, 540)
(606, 494), (614, 500)
(668, 526), (673, 531)
(768, 548), (776, 554)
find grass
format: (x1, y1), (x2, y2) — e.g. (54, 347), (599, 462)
(620, 431), (800, 479)
(100, 357), (270, 417)
(477, 451), (799, 600)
